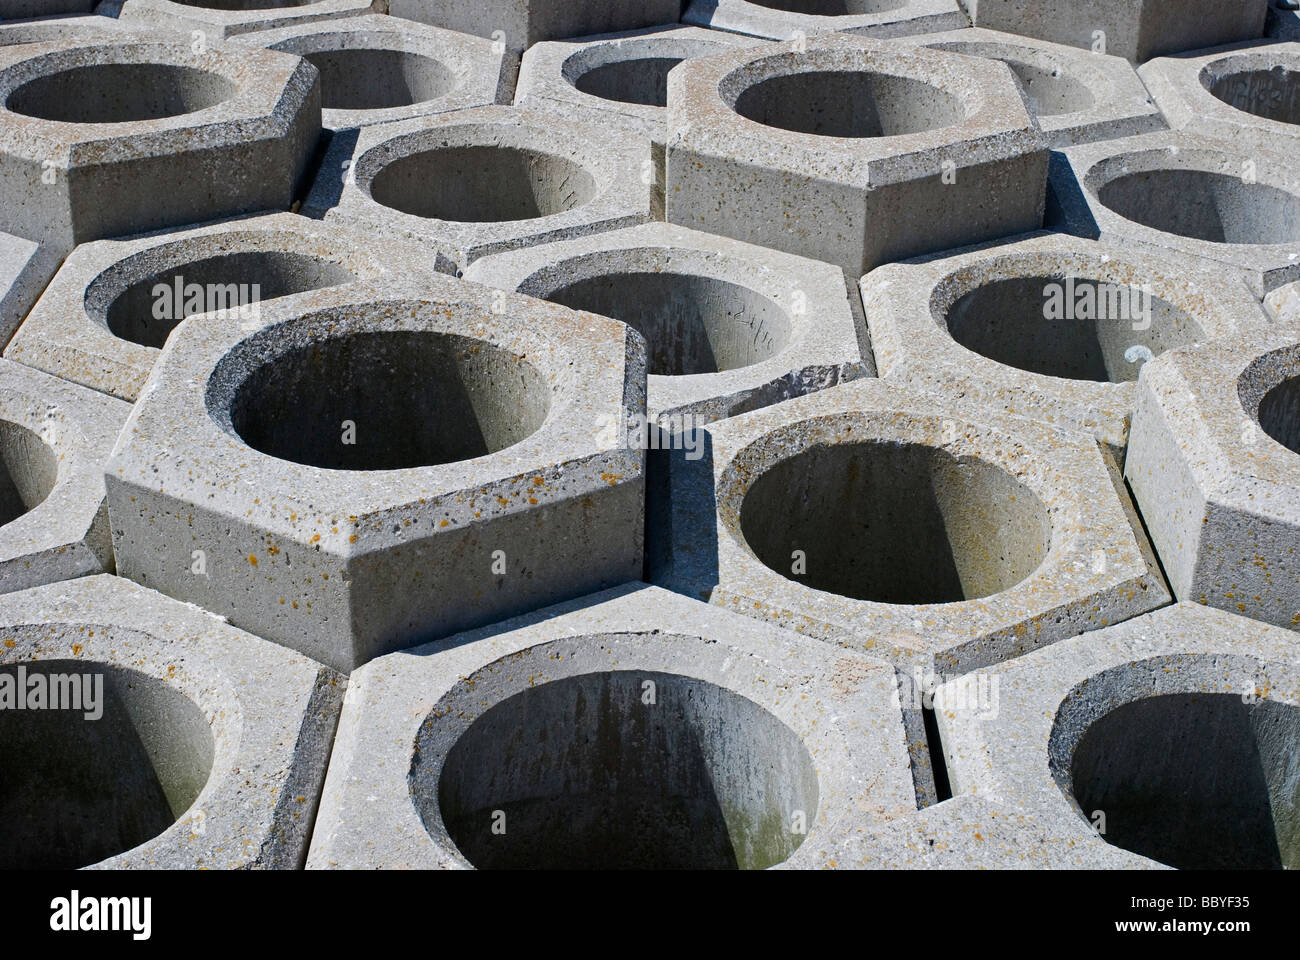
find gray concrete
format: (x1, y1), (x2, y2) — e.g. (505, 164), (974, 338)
(0, 229), (59, 349)
(1, 1), (95, 17)
(1126, 331), (1300, 631)
(0, 359), (128, 594)
(115, 0), (372, 40)
(5, 211), (444, 402)
(1051, 129), (1300, 297)
(682, 0), (967, 42)
(665, 34), (1048, 277)
(104, 274), (648, 673)
(0, 14), (136, 44)
(0, 574), (344, 869)
(302, 104), (653, 273)
(307, 584), (919, 869)
(1269, 0), (1300, 40)
(863, 231), (1271, 454)
(1266, 280), (1300, 327)
(937, 602), (1300, 869)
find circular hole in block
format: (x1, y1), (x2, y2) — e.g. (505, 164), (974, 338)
(546, 271), (791, 376)
(369, 145), (599, 222)
(743, 0), (908, 13)
(0, 420), (57, 527)
(732, 69), (965, 138)
(101, 251), (358, 349)
(225, 330), (550, 470)
(0, 658), (214, 869)
(740, 439), (1051, 604)
(572, 56), (684, 107)
(1208, 65), (1300, 126)
(1068, 692), (1299, 869)
(943, 274), (1204, 383)
(302, 47), (456, 111)
(1096, 168), (1300, 244)
(6, 63), (238, 123)
(1256, 373), (1300, 454)
(430, 670), (818, 869)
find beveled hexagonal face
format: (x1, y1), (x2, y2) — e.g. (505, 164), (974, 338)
(682, 0), (967, 42)
(104, 275), (648, 672)
(0, 39), (320, 255)
(665, 34), (1048, 276)
(1127, 333), (1300, 630)
(116, 0), (372, 40)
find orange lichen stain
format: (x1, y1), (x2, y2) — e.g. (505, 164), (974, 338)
(167, 665), (175, 678)
(532, 477), (544, 486)
(71, 644), (82, 656)
(292, 601), (299, 609)
(439, 519), (450, 527)
(529, 497), (538, 504)
(349, 534), (358, 543)
(248, 555), (258, 566)
(310, 534), (321, 544)
(497, 496), (510, 507)
(1238, 602), (1247, 612)
(600, 473), (621, 485)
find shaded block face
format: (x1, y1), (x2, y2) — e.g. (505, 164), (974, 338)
(681, 0), (967, 42)
(388, 0), (683, 52)
(116, 0), (374, 40)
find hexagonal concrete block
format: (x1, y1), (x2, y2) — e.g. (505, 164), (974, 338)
(104, 275), (648, 673)
(1269, 0), (1300, 41)
(1, 0), (95, 17)
(1139, 41), (1300, 152)
(0, 38), (321, 257)
(957, 0), (1269, 63)
(387, 0), (682, 54)
(0, 359), (129, 595)
(231, 14), (516, 132)
(893, 27), (1164, 147)
(665, 34), (1049, 278)
(666, 377), (1170, 678)
(302, 105), (652, 273)
(0, 574), (345, 869)
(465, 221), (873, 426)
(1265, 280), (1300, 327)
(5, 211), (444, 402)
(937, 602), (1300, 869)
(1126, 332), (1300, 630)
(115, 0), (372, 41)
(863, 231), (1271, 455)
(1052, 130), (1300, 297)
(307, 584), (919, 869)
(0, 228), (59, 347)
(682, 0), (967, 42)
(0, 15), (135, 45)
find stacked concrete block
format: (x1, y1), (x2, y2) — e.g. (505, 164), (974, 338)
(104, 274), (648, 673)
(4, 212), (442, 401)
(682, 0), (967, 42)
(0, 574), (344, 869)
(303, 104), (653, 273)
(0, 229), (58, 348)
(862, 231), (1272, 455)
(665, 34), (1049, 278)
(1, 0), (95, 17)
(937, 603), (1300, 869)
(115, 0), (373, 40)
(1051, 130), (1300, 297)
(1269, 0), (1300, 41)
(957, 0), (1270, 63)
(892, 27), (1165, 146)
(307, 584), (919, 869)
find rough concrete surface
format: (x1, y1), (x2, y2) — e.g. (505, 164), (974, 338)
(682, 0), (967, 42)
(115, 0), (373, 40)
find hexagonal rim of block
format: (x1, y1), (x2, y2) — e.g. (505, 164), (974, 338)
(1139, 40), (1300, 149)
(0, 14), (136, 46)
(892, 27), (1165, 147)
(231, 14), (512, 131)
(104, 273), (645, 553)
(705, 377), (1171, 677)
(1053, 129), (1300, 297)
(682, 0), (967, 42)
(667, 33), (1044, 188)
(116, 0), (371, 39)
(4, 211), (445, 403)
(0, 574), (344, 869)
(306, 583), (917, 869)
(464, 221), (873, 424)
(0, 358), (129, 593)
(863, 230), (1271, 452)
(302, 105), (653, 270)
(936, 602), (1300, 866)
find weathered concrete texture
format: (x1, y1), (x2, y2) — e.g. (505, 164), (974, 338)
(937, 602), (1300, 869)
(0, 14), (135, 44)
(0, 359), (128, 594)
(665, 34), (1048, 278)
(388, 0), (681, 54)
(667, 377), (1169, 678)
(1269, 0), (1300, 41)
(0, 574), (344, 869)
(307, 583), (919, 869)
(0, 39), (321, 258)
(515, 26), (762, 218)
(957, 0), (1270, 63)
(1126, 332), (1300, 630)
(893, 27), (1164, 147)
(1265, 280), (1300, 327)
(4, 211), (441, 402)
(232, 14), (516, 132)
(465, 221), (873, 426)
(863, 231), (1271, 454)
(1, 1), (95, 17)
(1052, 130), (1300, 298)
(302, 105), (653, 273)
(682, 0), (967, 42)
(0, 229), (59, 348)
(105, 275), (648, 674)
(115, 0), (372, 40)
(1139, 41), (1300, 152)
